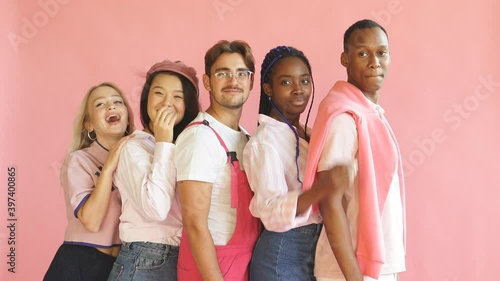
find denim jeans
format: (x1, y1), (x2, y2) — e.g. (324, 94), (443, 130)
(250, 223), (322, 281)
(44, 244), (116, 281)
(107, 242), (179, 281)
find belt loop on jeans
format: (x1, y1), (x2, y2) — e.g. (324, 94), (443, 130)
(122, 242), (132, 250)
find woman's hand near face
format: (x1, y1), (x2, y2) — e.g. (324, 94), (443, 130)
(153, 106), (178, 143)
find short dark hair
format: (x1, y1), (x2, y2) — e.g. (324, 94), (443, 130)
(204, 40), (255, 75)
(139, 71), (200, 142)
(343, 19), (388, 52)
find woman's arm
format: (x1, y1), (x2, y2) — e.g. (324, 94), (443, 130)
(77, 136), (130, 232)
(244, 142), (311, 232)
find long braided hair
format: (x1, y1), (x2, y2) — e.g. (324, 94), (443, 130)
(258, 46), (315, 184)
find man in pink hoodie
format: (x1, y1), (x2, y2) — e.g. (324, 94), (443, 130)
(303, 19), (406, 281)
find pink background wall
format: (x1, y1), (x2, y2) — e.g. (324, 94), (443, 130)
(1, 0), (499, 280)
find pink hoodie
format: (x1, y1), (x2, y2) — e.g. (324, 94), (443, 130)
(304, 81), (405, 279)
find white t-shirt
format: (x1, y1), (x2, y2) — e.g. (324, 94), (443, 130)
(316, 103), (405, 278)
(175, 112), (249, 245)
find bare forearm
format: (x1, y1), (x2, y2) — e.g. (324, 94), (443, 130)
(297, 165), (350, 216)
(320, 197), (362, 281)
(318, 166), (361, 281)
(78, 168), (113, 232)
(185, 225), (224, 281)
(178, 180), (222, 280)
(296, 187), (323, 216)
(78, 135), (130, 232)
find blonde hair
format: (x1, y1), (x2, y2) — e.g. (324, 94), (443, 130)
(70, 82), (135, 152)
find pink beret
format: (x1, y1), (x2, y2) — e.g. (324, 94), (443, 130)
(147, 59), (199, 95)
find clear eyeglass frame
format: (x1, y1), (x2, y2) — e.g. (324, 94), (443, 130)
(212, 70), (253, 82)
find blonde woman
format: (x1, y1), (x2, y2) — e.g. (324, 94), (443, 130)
(44, 82), (134, 281)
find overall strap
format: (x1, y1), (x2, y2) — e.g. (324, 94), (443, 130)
(185, 120), (236, 164)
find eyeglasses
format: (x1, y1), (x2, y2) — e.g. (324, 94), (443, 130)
(212, 71), (253, 82)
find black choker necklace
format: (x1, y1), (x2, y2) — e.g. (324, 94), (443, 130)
(95, 139), (109, 152)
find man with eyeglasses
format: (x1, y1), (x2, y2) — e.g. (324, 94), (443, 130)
(175, 40), (261, 281)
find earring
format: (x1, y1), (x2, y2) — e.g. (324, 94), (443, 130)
(87, 130), (96, 141)
(268, 95), (272, 101)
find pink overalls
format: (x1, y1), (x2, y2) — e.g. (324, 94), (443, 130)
(178, 120), (261, 281)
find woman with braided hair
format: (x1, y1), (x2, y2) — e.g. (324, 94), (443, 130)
(242, 46), (330, 281)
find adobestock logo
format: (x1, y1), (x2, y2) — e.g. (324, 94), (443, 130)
(7, 0), (71, 54)
(370, 0), (405, 27)
(213, 0), (243, 21)
(403, 74), (499, 177)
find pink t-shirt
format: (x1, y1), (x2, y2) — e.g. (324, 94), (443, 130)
(61, 141), (121, 248)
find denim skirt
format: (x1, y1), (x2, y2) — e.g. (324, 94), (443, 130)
(250, 223), (322, 281)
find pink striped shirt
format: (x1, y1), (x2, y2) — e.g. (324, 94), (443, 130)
(243, 114), (321, 232)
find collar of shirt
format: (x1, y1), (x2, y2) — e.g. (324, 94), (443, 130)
(132, 129), (155, 142)
(202, 111), (250, 136)
(88, 141), (109, 164)
(364, 96), (385, 118)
